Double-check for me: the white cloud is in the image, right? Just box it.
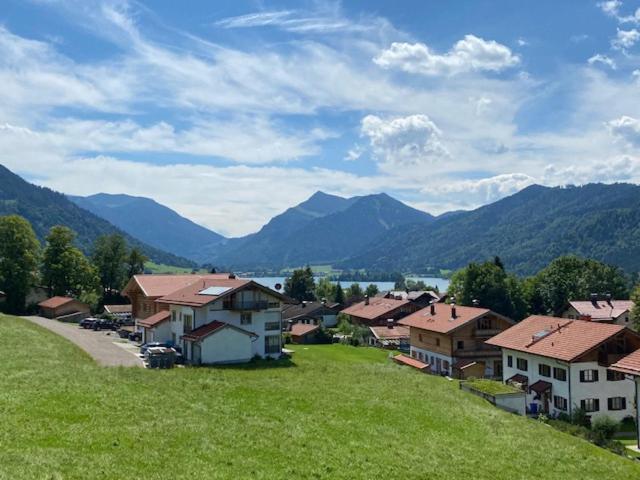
[598,0,623,17]
[344,145,364,161]
[543,156,640,184]
[607,115,640,148]
[587,53,617,69]
[360,114,450,170]
[517,38,529,47]
[373,35,520,76]
[612,28,640,49]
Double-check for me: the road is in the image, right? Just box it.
[22,316,144,367]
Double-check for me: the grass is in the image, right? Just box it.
[1,316,639,479]
[145,261,206,274]
[463,378,522,395]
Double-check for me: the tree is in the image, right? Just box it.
[92,234,128,294]
[315,277,336,302]
[527,256,630,316]
[345,283,364,304]
[628,284,640,330]
[334,282,345,304]
[448,260,528,320]
[126,247,148,279]
[365,284,379,297]
[493,256,505,270]
[394,275,407,290]
[284,267,316,302]
[0,215,40,313]
[42,226,99,298]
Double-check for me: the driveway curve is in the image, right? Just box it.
[22,316,143,367]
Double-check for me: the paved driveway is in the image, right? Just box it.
[22,316,144,367]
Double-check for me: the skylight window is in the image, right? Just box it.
[198,286,232,296]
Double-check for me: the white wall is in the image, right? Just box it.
[322,314,338,328]
[199,327,253,364]
[501,348,635,421]
[145,321,172,344]
[410,346,453,375]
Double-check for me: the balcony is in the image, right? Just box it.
[222,300,270,311]
[474,329,503,337]
[454,347,501,358]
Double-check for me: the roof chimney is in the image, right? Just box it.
[605,293,612,305]
[430,301,436,315]
[451,302,457,319]
[364,295,369,306]
[590,293,598,305]
[472,299,479,307]
[228,273,236,279]
[387,318,394,329]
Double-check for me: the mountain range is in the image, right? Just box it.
[0,165,194,268]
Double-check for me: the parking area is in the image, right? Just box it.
[22,316,144,367]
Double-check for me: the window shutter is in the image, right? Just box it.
[594,399,600,411]
[622,398,627,410]
[593,370,599,382]
[607,398,613,410]
[580,399,585,410]
[579,371,585,382]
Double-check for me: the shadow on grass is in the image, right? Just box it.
[192,356,298,371]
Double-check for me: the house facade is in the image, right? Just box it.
[611,349,640,448]
[154,277,286,364]
[368,322,410,350]
[399,303,514,378]
[38,296,90,320]
[487,316,640,421]
[342,296,419,326]
[561,297,633,329]
[282,300,341,328]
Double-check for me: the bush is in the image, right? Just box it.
[590,416,619,446]
[570,407,590,427]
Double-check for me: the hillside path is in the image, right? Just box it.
[22,316,144,367]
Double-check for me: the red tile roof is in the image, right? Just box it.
[123,274,232,298]
[398,303,494,334]
[568,300,633,321]
[104,304,132,314]
[138,310,170,328]
[369,325,410,340]
[611,349,640,376]
[393,354,430,370]
[290,323,319,336]
[342,297,410,321]
[156,278,251,307]
[486,315,629,362]
[182,321,256,341]
[38,296,75,309]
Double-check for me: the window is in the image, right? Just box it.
[538,364,551,377]
[171,310,177,322]
[516,358,528,371]
[457,340,464,350]
[608,397,627,411]
[553,395,568,411]
[507,355,513,368]
[580,398,600,413]
[411,350,417,358]
[264,335,281,354]
[436,338,440,347]
[264,321,280,331]
[268,301,280,309]
[240,313,252,325]
[418,333,423,342]
[418,352,424,361]
[183,314,193,334]
[607,370,625,381]
[477,317,491,329]
[553,367,567,381]
[579,369,599,383]
[443,360,450,371]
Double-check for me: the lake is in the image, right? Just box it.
[243,276,450,293]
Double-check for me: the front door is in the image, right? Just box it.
[193,343,201,365]
[494,360,503,378]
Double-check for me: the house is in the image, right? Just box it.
[610,349,640,449]
[341,296,419,326]
[368,321,410,350]
[154,276,287,364]
[486,315,640,421]
[38,296,90,320]
[289,322,321,344]
[561,295,634,328]
[103,304,132,321]
[399,303,514,378]
[282,300,341,328]
[381,290,441,307]
[138,311,171,344]
[122,273,232,328]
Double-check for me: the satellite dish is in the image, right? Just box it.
[274,283,282,291]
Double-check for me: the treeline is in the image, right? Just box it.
[448,255,634,323]
[329,270,404,283]
[0,215,148,314]
[284,267,380,305]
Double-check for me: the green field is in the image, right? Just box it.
[1,315,639,479]
[145,261,205,274]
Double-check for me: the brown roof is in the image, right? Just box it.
[123,273,232,298]
[568,300,633,321]
[393,354,430,370]
[342,297,410,321]
[369,325,410,340]
[104,304,132,314]
[611,349,640,376]
[182,321,256,341]
[529,380,552,394]
[290,323,320,336]
[282,301,340,320]
[399,303,495,334]
[486,315,629,362]
[138,310,171,328]
[452,359,478,370]
[38,296,75,309]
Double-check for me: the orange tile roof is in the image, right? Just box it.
[486,315,628,362]
[157,278,251,306]
[124,274,232,298]
[611,349,640,376]
[104,304,132,314]
[290,323,320,336]
[568,300,633,321]
[182,321,256,341]
[138,310,171,328]
[393,354,429,370]
[342,297,410,321]
[398,303,492,334]
[38,296,75,309]
[369,325,410,340]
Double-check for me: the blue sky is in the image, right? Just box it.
[2,0,640,236]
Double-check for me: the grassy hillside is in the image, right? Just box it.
[1,315,638,479]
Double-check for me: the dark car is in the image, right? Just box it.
[128,331,142,342]
[139,342,172,355]
[117,328,131,339]
[79,317,98,329]
[92,319,118,331]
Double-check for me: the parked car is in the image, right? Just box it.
[140,342,170,355]
[128,331,142,342]
[117,328,131,339]
[92,319,118,331]
[80,317,98,329]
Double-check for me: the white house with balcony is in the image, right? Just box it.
[153,276,287,365]
[487,315,640,421]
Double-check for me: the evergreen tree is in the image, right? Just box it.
[0,215,40,313]
[365,284,379,297]
[126,247,148,279]
[92,234,128,294]
[334,282,345,304]
[315,277,336,302]
[284,267,316,302]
